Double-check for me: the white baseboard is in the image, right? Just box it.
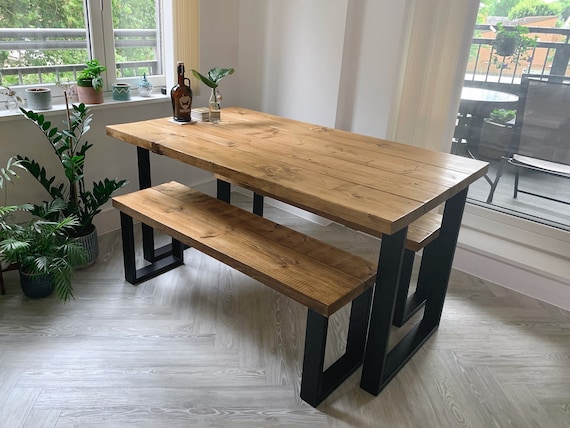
[453,243,570,312]
[454,205,570,311]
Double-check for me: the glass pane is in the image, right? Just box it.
[0,0,88,86]
[453,2,570,230]
[112,0,162,78]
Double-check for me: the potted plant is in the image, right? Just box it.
[25,87,52,110]
[0,200,87,301]
[479,108,517,160]
[76,59,106,104]
[492,23,536,69]
[18,101,127,267]
[192,67,235,122]
[0,156,25,282]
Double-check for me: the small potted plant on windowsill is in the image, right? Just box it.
[76,59,106,104]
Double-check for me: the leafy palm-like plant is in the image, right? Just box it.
[19,103,127,236]
[0,200,87,302]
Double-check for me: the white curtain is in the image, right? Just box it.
[389,0,480,152]
[162,0,200,93]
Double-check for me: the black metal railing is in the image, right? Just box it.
[465,24,570,94]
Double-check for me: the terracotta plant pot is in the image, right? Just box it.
[77,78,104,104]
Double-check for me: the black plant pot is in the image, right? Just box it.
[19,270,54,298]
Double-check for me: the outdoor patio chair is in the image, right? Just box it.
[487,74,570,204]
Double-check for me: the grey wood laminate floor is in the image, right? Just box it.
[1,193,569,428]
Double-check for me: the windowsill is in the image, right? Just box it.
[0,91,170,123]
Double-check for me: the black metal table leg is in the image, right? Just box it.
[421,188,468,325]
[136,147,175,262]
[300,287,372,407]
[359,227,407,395]
[360,188,468,396]
[217,178,265,217]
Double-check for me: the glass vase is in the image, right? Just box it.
[4,93,19,112]
[209,88,221,123]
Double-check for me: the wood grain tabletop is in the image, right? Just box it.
[107,107,488,236]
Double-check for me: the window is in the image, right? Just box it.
[452,1,570,231]
[0,0,164,94]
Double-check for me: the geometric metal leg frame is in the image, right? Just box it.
[360,188,468,396]
[216,178,265,217]
[300,287,372,407]
[120,212,185,285]
[392,240,437,327]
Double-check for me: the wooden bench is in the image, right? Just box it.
[215,177,442,328]
[112,181,377,407]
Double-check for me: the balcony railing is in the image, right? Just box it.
[0,28,161,85]
[465,24,570,93]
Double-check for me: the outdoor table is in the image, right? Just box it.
[458,86,519,154]
[107,107,488,399]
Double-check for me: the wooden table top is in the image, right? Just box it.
[106,107,488,237]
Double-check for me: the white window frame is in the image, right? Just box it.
[2,0,199,109]
[85,0,167,92]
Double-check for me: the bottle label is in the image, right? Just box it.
[178,94,192,113]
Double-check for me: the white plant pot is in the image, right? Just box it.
[25,88,52,110]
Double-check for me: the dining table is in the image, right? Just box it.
[106,107,489,398]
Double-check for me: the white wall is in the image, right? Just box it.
[238,0,350,127]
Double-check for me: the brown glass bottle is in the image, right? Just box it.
[170,61,193,122]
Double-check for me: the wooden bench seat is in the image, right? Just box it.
[215,176,442,327]
[112,181,378,407]
[112,181,376,317]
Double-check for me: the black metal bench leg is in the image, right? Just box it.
[217,179,231,203]
[300,287,372,407]
[253,193,264,216]
[393,239,441,327]
[120,212,185,285]
[392,249,418,327]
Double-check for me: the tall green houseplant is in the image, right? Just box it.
[18,103,127,263]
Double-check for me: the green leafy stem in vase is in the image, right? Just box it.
[192,67,235,109]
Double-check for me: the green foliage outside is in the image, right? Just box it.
[478,0,570,24]
[0,0,157,85]
[509,0,561,20]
